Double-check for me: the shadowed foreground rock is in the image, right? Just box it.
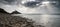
[0,13,44,27]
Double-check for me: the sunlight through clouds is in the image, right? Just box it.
[0,0,60,14]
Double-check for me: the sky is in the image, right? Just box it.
[0,0,60,14]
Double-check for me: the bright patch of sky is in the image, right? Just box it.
[0,0,60,14]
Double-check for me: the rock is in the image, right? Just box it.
[0,13,44,27]
[11,11,21,14]
[0,8,9,14]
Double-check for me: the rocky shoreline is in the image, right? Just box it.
[0,13,44,27]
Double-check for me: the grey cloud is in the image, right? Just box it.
[0,0,17,5]
[0,0,60,14]
[0,0,17,13]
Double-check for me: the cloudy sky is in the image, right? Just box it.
[0,0,60,14]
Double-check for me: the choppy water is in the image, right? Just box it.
[12,14,60,27]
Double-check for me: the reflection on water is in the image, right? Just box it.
[12,14,60,27]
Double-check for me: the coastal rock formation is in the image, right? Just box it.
[0,13,44,27]
[11,11,21,14]
[0,8,21,14]
[0,8,9,14]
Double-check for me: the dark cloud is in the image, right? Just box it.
[24,1,40,8]
[0,0,17,5]
[4,0,15,2]
[0,0,60,14]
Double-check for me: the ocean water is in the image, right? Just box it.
[12,14,60,27]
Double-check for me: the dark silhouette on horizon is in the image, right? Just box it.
[0,8,21,14]
[0,8,9,14]
[11,11,21,14]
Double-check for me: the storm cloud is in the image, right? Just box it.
[0,0,18,13]
[0,0,60,14]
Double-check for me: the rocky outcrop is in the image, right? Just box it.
[11,11,21,14]
[0,8,21,14]
[0,13,44,27]
[0,8,9,14]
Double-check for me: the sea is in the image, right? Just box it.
[12,14,60,27]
